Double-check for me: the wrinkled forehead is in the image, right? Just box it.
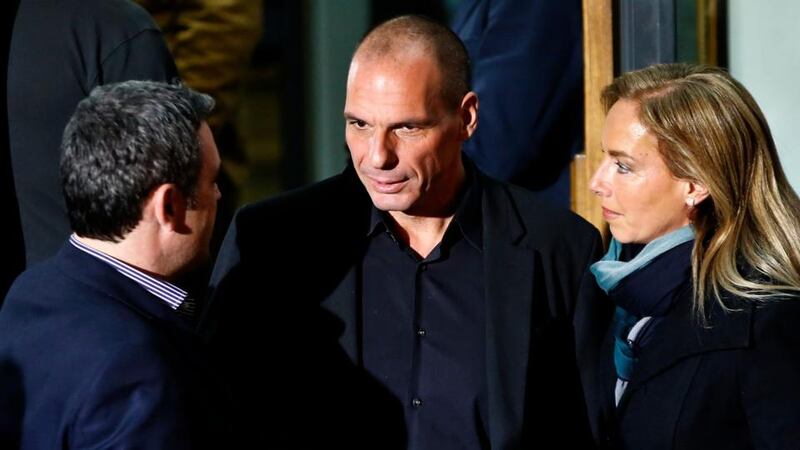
[345,61,448,123]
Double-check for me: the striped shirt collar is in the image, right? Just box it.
[69,234,192,314]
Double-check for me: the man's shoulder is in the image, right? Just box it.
[483,177,599,243]
[2,255,78,310]
[77,0,159,31]
[235,170,365,229]
[2,252,171,349]
[1,264,178,377]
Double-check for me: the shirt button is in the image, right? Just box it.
[417,328,427,337]
[411,397,423,408]
[420,264,428,272]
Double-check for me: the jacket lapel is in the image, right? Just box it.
[321,265,360,364]
[319,167,372,365]
[482,181,535,449]
[598,325,620,428]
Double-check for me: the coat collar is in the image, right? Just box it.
[54,241,195,334]
[318,165,372,364]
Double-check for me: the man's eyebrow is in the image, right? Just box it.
[393,118,434,127]
[342,113,433,128]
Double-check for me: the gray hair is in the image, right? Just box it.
[60,80,214,241]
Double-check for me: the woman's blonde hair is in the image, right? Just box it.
[601,63,800,318]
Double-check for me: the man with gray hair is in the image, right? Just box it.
[0,80,228,449]
[204,15,608,450]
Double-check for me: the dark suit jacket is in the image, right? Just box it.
[596,283,800,449]
[451,0,583,208]
[0,0,24,300]
[201,166,611,449]
[0,243,228,449]
[7,0,177,267]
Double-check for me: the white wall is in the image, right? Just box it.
[728,0,800,191]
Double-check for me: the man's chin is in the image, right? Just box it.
[368,193,412,213]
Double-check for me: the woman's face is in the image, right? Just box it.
[590,99,692,244]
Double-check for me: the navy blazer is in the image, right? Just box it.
[451,0,583,207]
[201,165,611,449]
[596,284,800,450]
[0,242,229,449]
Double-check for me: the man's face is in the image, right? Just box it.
[181,121,221,267]
[344,53,474,217]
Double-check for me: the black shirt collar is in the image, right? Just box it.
[366,163,483,252]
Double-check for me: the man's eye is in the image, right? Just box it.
[615,161,631,174]
[398,125,421,134]
[349,120,367,129]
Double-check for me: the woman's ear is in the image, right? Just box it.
[686,181,710,208]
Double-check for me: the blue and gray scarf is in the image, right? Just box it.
[591,225,695,382]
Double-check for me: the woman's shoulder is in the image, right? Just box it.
[722,290,800,319]
[710,292,800,348]
[722,294,800,445]
[749,294,800,337]
[691,291,800,350]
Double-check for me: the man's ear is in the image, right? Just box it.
[459,91,479,139]
[150,183,188,232]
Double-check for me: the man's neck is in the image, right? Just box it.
[74,234,170,280]
[387,213,454,258]
[387,163,467,258]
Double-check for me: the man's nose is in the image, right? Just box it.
[368,131,397,169]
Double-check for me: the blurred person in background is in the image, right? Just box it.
[451,0,582,207]
[3,0,177,301]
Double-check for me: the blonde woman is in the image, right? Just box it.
[588,63,800,449]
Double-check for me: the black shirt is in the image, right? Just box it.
[361,173,488,450]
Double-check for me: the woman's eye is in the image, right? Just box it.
[615,161,631,174]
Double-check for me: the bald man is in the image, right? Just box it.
[202,15,610,450]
